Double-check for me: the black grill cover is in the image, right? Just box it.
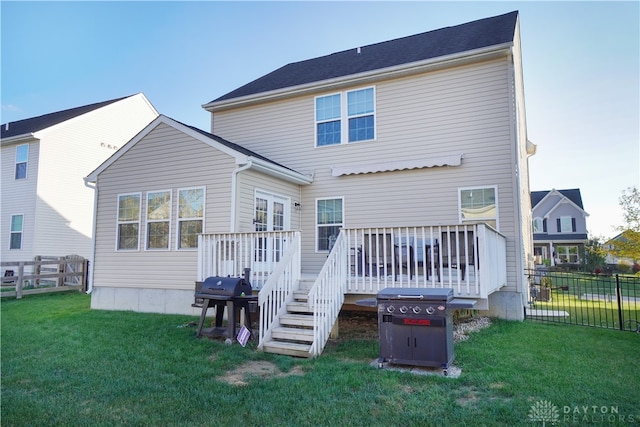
[196,276,252,299]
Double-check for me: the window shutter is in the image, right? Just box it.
[572,218,576,232]
[543,219,547,232]
[557,218,561,232]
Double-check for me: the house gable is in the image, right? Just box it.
[86,115,312,186]
[1,95,140,143]
[531,188,589,243]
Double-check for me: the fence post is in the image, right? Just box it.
[615,274,624,331]
[16,262,24,299]
[34,256,41,287]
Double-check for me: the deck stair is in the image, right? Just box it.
[261,278,319,358]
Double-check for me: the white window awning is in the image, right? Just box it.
[331,153,463,176]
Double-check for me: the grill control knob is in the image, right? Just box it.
[386,305,395,313]
[399,306,408,314]
[426,306,435,315]
[412,306,422,314]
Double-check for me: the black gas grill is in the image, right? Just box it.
[194,269,257,341]
[376,287,476,375]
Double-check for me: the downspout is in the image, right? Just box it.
[230,160,253,232]
[83,177,98,294]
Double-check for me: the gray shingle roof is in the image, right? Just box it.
[211,11,518,103]
[1,95,132,139]
[531,189,585,209]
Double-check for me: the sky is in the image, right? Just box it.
[2,1,638,240]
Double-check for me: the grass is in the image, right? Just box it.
[2,292,640,426]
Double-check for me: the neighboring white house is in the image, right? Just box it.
[1,93,158,266]
[530,188,589,267]
[86,12,535,356]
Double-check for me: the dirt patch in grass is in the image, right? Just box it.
[219,361,304,386]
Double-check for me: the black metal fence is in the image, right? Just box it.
[525,269,640,332]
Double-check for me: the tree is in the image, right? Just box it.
[584,236,607,272]
[612,187,640,264]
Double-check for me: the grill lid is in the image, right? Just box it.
[376,287,454,302]
[196,276,252,299]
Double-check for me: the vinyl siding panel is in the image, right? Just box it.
[1,94,157,262]
[0,140,40,263]
[92,123,236,291]
[235,169,301,233]
[212,58,520,278]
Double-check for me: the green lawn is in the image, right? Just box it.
[2,292,639,426]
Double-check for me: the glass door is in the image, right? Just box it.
[254,192,289,272]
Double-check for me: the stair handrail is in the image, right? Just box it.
[257,231,301,349]
[308,231,347,356]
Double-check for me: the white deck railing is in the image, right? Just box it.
[308,232,347,357]
[197,230,299,289]
[256,233,301,348]
[197,231,301,349]
[342,224,506,298]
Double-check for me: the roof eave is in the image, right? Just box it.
[0,133,39,145]
[203,42,514,112]
[248,156,313,185]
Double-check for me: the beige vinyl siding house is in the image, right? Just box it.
[1,93,158,265]
[88,12,534,356]
[87,116,310,313]
[208,58,531,315]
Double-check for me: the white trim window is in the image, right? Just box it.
[146,190,171,250]
[558,216,574,233]
[177,187,204,250]
[315,87,375,146]
[316,197,344,252]
[532,217,543,233]
[459,186,498,229]
[15,144,28,180]
[556,245,579,263]
[116,193,141,251]
[9,214,24,250]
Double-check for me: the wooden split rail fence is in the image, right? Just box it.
[1,256,88,299]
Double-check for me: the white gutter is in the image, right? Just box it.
[248,156,313,185]
[0,133,37,145]
[83,177,98,293]
[230,161,253,232]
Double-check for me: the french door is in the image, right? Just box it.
[253,192,289,272]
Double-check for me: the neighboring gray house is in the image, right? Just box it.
[87,11,535,357]
[531,188,589,267]
[1,94,158,266]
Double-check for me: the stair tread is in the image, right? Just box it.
[273,326,314,336]
[263,340,311,351]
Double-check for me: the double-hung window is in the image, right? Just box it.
[558,216,575,233]
[177,187,204,249]
[146,191,171,250]
[315,87,375,146]
[117,193,141,250]
[15,144,28,179]
[532,217,543,233]
[316,198,343,251]
[459,186,498,229]
[10,214,23,249]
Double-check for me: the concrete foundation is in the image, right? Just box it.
[90,287,201,316]
[483,291,525,321]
